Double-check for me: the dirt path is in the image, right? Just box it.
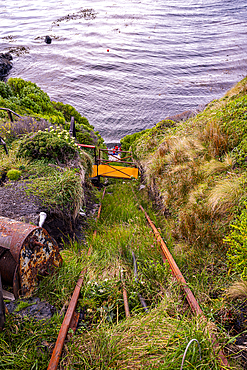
[0,181,41,224]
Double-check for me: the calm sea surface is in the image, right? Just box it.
[1,0,247,143]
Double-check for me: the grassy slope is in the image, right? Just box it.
[1,78,247,369]
[1,180,233,369]
[123,77,247,280]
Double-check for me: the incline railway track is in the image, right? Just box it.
[47,185,229,370]
[47,189,106,370]
[0,111,230,367]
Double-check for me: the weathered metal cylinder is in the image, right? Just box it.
[0,216,62,297]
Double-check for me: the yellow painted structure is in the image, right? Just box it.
[91,164,138,179]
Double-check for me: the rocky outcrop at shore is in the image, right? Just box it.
[0,53,13,80]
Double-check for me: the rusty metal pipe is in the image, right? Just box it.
[48,187,106,370]
[139,205,229,369]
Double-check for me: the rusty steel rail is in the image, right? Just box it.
[139,205,230,369]
[47,187,106,370]
[139,206,202,316]
[47,265,88,370]
[132,251,148,312]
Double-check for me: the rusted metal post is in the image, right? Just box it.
[121,269,130,318]
[7,110,13,122]
[93,188,106,240]
[139,205,230,369]
[132,251,148,312]
[69,116,76,138]
[122,285,130,318]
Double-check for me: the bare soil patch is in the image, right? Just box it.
[0,181,41,224]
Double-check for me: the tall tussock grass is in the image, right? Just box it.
[177,205,224,249]
[68,300,219,369]
[201,155,233,178]
[201,120,228,157]
[133,78,247,254]
[207,176,245,216]
[226,280,247,300]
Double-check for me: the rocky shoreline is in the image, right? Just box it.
[0,53,13,81]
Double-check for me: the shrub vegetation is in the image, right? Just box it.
[0,78,105,147]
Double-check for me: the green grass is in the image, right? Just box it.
[0,314,62,369]
[0,179,238,369]
[68,302,219,370]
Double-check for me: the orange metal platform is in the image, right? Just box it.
[91,164,138,179]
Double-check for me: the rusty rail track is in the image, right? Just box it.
[47,188,106,370]
[139,204,230,369]
[47,184,229,369]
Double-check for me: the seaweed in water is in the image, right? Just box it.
[7,46,30,57]
[2,35,16,42]
[53,8,97,25]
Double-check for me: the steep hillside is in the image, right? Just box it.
[122,76,247,279]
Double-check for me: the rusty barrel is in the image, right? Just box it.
[0,216,62,298]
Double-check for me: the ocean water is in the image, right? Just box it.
[1,0,247,143]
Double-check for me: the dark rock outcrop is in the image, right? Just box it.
[45,36,52,44]
[0,53,13,80]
